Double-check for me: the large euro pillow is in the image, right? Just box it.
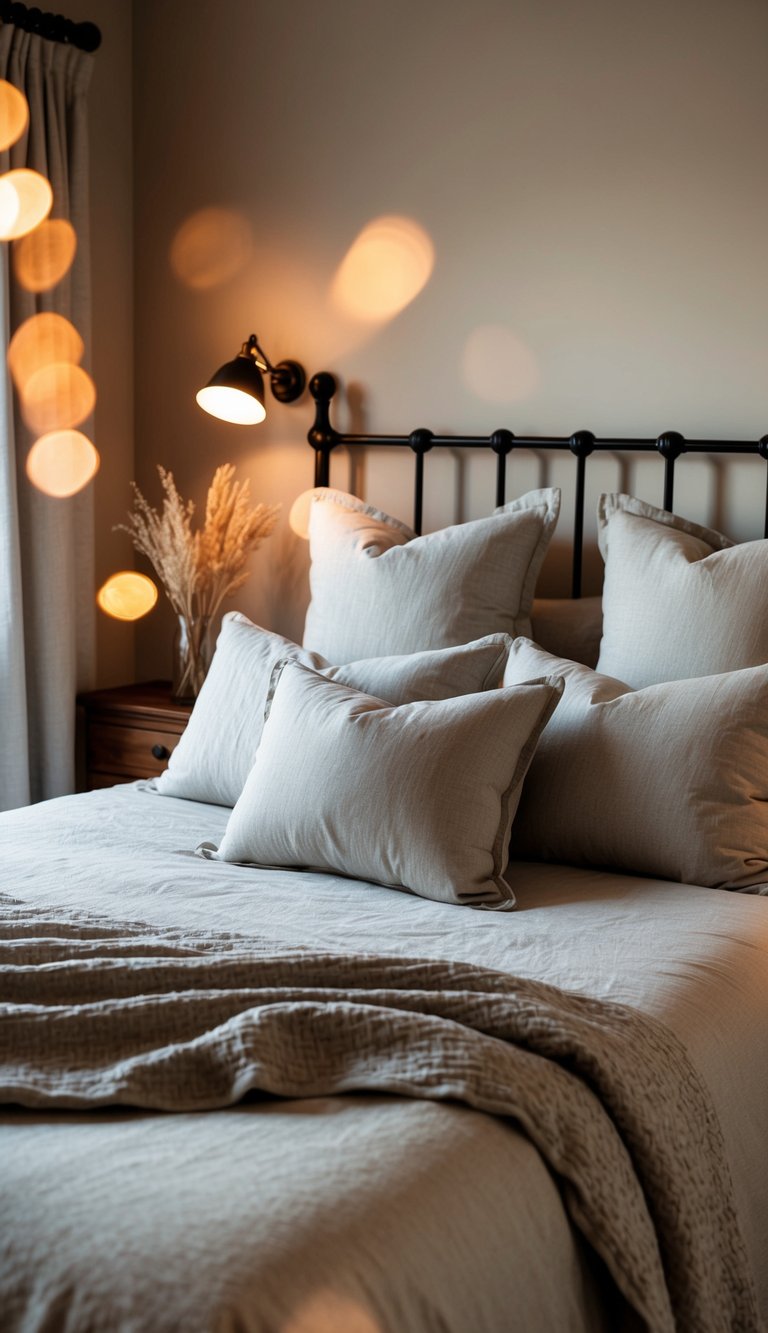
[151,612,512,807]
[200,661,563,908]
[302,487,560,663]
[504,638,768,892]
[597,493,768,687]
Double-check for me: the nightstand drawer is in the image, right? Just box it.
[77,683,192,790]
[88,722,181,778]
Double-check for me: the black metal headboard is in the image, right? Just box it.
[307,371,768,598]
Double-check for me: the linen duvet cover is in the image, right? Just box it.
[2,784,767,1333]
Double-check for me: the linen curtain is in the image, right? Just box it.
[0,24,95,811]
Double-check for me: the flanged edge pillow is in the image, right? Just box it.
[596,493,768,688]
[200,661,564,908]
[151,612,513,807]
[301,486,560,663]
[504,637,768,892]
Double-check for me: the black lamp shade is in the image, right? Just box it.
[196,353,267,425]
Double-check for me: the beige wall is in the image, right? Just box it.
[127,0,768,677]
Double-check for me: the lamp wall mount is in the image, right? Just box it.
[243,333,306,404]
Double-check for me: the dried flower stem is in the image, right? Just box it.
[117,465,280,695]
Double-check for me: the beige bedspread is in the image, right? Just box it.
[1,895,759,1333]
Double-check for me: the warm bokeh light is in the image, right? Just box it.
[288,487,330,539]
[0,80,29,152]
[20,360,96,433]
[330,215,435,322]
[461,323,541,403]
[170,207,254,290]
[282,1290,381,1333]
[8,312,84,389]
[97,570,158,621]
[196,383,266,425]
[0,174,19,236]
[26,429,99,497]
[0,168,53,240]
[13,217,77,292]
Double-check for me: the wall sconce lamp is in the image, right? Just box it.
[196,334,306,426]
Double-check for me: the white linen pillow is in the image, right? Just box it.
[302,486,560,663]
[202,661,563,908]
[152,612,513,808]
[504,638,768,892]
[596,493,768,687]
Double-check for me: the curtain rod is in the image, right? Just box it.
[0,3,101,52]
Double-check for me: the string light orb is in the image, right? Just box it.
[7,312,84,389]
[20,360,96,433]
[0,174,19,236]
[0,168,53,240]
[0,80,29,152]
[97,571,158,621]
[26,429,99,497]
[13,217,77,292]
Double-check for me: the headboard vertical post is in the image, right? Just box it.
[409,429,434,534]
[568,431,596,598]
[657,432,686,512]
[308,372,340,488]
[491,430,515,509]
[759,436,768,538]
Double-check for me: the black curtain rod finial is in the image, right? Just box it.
[0,3,101,51]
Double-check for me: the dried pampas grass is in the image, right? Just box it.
[119,463,280,624]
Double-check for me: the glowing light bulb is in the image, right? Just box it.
[196,384,266,425]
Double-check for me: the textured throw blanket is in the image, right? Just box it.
[0,895,759,1333]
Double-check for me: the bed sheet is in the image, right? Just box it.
[2,784,767,1332]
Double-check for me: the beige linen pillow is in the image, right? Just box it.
[202,661,563,908]
[596,493,768,687]
[504,638,768,892]
[302,486,560,663]
[152,612,512,807]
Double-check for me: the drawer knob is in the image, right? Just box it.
[151,743,170,760]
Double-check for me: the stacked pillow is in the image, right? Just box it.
[504,638,768,892]
[597,493,768,686]
[301,486,561,661]
[501,493,768,892]
[157,485,768,901]
[154,484,572,907]
[152,612,515,808]
[201,661,563,909]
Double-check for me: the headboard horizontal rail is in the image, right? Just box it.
[307,372,768,597]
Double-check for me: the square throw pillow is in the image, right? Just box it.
[201,661,563,908]
[504,637,768,892]
[596,493,768,687]
[301,486,560,663]
[151,612,513,807]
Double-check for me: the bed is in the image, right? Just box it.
[2,392,768,1333]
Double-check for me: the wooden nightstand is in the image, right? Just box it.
[77,682,193,789]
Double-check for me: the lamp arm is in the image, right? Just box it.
[243,334,271,373]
